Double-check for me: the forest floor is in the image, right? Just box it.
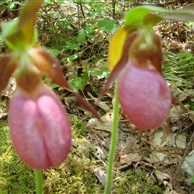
[0,1,194,194]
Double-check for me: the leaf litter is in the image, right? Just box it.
[1,2,194,193]
[83,21,194,193]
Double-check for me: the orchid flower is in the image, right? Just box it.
[0,0,99,170]
[102,5,194,193]
[99,5,194,131]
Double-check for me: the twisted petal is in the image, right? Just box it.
[29,46,101,120]
[0,56,16,93]
[29,46,71,90]
[118,62,171,130]
[97,32,138,102]
[8,83,71,169]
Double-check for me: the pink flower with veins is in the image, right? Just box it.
[118,61,171,130]
[8,83,71,169]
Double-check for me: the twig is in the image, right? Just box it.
[171,128,194,185]
[112,0,117,19]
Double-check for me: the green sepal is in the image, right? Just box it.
[1,0,43,50]
[125,6,166,26]
[160,5,194,22]
[1,20,19,50]
[125,5,194,27]
[143,13,163,29]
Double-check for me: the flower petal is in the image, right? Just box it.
[108,26,137,71]
[118,62,171,130]
[97,32,138,102]
[8,84,71,169]
[0,56,16,93]
[29,46,72,90]
[29,46,101,120]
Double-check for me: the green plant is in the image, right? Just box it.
[0,121,35,193]
[192,175,194,183]
[49,65,109,94]
[97,5,194,193]
[163,51,194,88]
[0,1,99,193]
[1,1,194,193]
[0,0,25,20]
[113,169,164,194]
[0,0,24,10]
[0,120,104,193]
[70,116,88,136]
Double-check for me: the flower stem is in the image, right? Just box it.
[34,170,43,194]
[104,79,119,194]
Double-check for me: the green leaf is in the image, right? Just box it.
[2,0,43,50]
[49,83,60,89]
[10,2,16,10]
[58,0,65,5]
[64,41,80,51]
[125,5,194,26]
[125,7,151,26]
[94,68,109,79]
[76,0,93,3]
[125,6,169,26]
[67,54,79,63]
[77,30,86,43]
[44,0,51,6]
[93,4,102,12]
[49,83,64,91]
[98,19,118,33]
[191,175,194,183]
[83,70,89,83]
[85,24,95,38]
[73,77,83,89]
[47,48,60,57]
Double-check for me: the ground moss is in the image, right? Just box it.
[0,119,103,194]
[44,153,104,194]
[113,168,164,194]
[0,121,35,193]
[0,119,164,193]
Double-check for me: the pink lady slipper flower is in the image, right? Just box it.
[8,83,71,169]
[0,48,98,170]
[118,61,171,129]
[0,0,99,169]
[98,25,171,130]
